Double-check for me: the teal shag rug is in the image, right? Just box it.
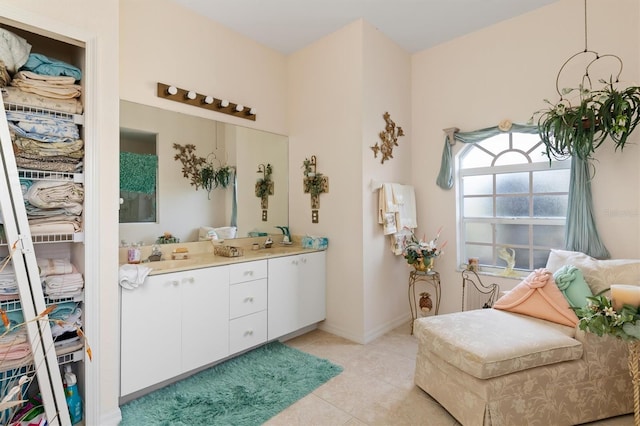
[120,341,343,426]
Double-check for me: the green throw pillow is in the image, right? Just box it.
[553,265,593,309]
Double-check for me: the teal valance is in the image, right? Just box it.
[436,123,539,190]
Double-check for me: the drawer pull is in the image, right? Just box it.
[244,296,254,303]
[170,280,180,286]
[182,277,195,284]
[243,270,254,276]
[244,329,254,336]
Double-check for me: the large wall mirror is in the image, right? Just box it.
[119,100,288,245]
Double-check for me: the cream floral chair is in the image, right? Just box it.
[413,249,640,426]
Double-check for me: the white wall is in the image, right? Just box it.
[119,0,287,136]
[287,21,367,342]
[411,0,640,313]
[361,22,412,340]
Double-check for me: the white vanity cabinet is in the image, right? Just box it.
[228,260,268,354]
[268,251,326,339]
[120,266,229,396]
[120,252,326,398]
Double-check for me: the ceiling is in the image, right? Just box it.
[170,0,560,55]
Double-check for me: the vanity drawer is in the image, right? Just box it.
[229,278,267,319]
[229,310,267,354]
[229,260,267,284]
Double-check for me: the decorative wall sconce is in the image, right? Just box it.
[255,163,274,221]
[302,155,329,223]
[371,112,404,164]
[157,82,256,121]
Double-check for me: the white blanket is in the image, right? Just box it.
[0,28,31,73]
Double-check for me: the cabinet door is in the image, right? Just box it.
[120,272,182,396]
[267,256,298,339]
[297,251,326,329]
[268,252,326,339]
[181,266,229,373]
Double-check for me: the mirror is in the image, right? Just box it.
[119,100,288,244]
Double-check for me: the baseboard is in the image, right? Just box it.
[98,408,122,426]
[318,321,365,344]
[362,312,411,344]
[318,312,411,344]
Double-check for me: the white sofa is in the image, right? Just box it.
[413,249,640,426]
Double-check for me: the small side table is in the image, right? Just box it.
[408,270,441,334]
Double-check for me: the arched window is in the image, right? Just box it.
[456,132,571,272]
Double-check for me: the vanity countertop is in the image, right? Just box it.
[119,237,324,275]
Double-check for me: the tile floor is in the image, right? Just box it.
[265,324,634,426]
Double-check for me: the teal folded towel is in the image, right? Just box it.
[21,53,82,81]
[553,265,593,309]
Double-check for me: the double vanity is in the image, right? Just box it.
[119,238,326,400]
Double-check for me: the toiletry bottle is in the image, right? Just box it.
[63,364,83,424]
[127,243,141,264]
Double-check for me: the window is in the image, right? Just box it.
[457,132,570,272]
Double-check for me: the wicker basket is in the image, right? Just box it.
[214,245,244,257]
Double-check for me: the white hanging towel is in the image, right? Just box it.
[392,184,417,230]
[378,183,399,235]
[377,183,418,255]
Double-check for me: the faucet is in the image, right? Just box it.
[275,226,290,243]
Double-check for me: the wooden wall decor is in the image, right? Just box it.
[371,112,404,164]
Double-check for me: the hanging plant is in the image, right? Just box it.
[215,165,233,189]
[173,143,234,196]
[200,164,216,192]
[533,80,640,161]
[597,83,640,148]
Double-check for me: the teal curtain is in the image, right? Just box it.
[565,157,610,259]
[119,152,158,194]
[435,124,609,259]
[231,171,238,228]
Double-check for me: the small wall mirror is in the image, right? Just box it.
[118,100,288,244]
[119,128,158,223]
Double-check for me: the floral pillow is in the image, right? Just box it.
[545,249,640,296]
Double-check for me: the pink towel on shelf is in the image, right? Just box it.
[493,268,579,327]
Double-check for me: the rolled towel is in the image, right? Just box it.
[119,264,152,290]
[553,265,593,309]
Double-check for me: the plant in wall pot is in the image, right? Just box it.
[302,156,328,209]
[533,80,640,161]
[255,163,274,209]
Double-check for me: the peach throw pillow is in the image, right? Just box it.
[494,268,579,327]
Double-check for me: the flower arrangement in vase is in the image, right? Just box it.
[402,227,446,272]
